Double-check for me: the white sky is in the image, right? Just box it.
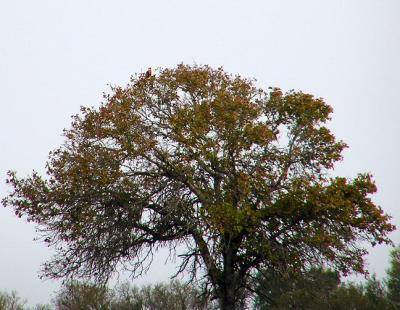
[0,0,399,306]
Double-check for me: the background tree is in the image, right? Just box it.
[254,269,393,310]
[386,246,400,308]
[115,280,214,310]
[53,282,112,310]
[254,267,340,309]
[0,291,51,310]
[110,283,143,310]
[363,274,392,310]
[329,282,369,310]
[0,291,26,310]
[328,277,393,310]
[2,64,394,310]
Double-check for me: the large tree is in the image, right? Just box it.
[3,65,394,310]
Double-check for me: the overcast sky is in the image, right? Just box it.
[1,0,399,306]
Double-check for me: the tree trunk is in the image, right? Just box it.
[219,246,237,310]
[220,284,236,310]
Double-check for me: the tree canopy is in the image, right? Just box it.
[2,64,394,309]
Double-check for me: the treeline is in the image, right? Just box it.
[0,280,217,310]
[2,246,400,310]
[1,280,209,310]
